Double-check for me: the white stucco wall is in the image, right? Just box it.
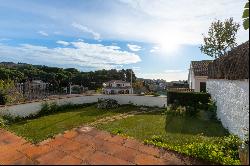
[0,95,167,118]
[207,79,249,139]
[188,67,207,92]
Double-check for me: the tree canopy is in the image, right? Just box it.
[200,18,240,58]
[0,62,136,91]
[243,1,249,30]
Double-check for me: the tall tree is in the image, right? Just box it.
[243,1,249,30]
[200,18,240,58]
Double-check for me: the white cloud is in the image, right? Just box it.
[150,46,160,53]
[127,44,142,52]
[132,66,141,71]
[164,69,184,73]
[137,70,189,82]
[1,0,248,54]
[0,41,141,70]
[38,31,49,36]
[105,45,121,50]
[56,40,70,46]
[72,22,101,41]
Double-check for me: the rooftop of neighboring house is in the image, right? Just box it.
[208,41,249,80]
[104,80,130,84]
[191,60,213,76]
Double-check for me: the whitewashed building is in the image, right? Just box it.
[103,80,133,94]
[188,60,213,92]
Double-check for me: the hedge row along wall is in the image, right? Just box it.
[208,41,249,80]
[167,91,211,107]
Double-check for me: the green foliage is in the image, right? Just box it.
[0,80,24,105]
[112,128,123,135]
[145,134,241,165]
[0,92,7,105]
[166,105,188,117]
[96,88,103,94]
[0,63,137,91]
[97,98,119,109]
[2,102,96,124]
[5,105,137,143]
[145,92,160,97]
[166,104,199,117]
[0,116,6,127]
[150,135,164,143]
[243,1,249,30]
[38,102,93,117]
[200,18,240,58]
[167,91,211,109]
[207,99,217,120]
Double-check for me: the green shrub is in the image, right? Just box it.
[167,91,211,109]
[39,102,51,115]
[112,128,123,135]
[150,135,164,143]
[207,99,217,120]
[0,92,7,105]
[0,116,6,127]
[166,104,199,117]
[144,134,241,165]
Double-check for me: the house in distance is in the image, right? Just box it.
[103,80,133,94]
[188,60,213,92]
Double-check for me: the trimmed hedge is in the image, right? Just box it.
[167,91,211,108]
[0,92,7,105]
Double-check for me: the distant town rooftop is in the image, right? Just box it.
[105,80,129,84]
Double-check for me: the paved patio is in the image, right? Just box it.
[0,127,207,165]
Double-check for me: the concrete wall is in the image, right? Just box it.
[0,95,167,118]
[207,79,249,139]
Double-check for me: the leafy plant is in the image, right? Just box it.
[0,116,6,127]
[200,18,240,58]
[243,1,249,30]
[144,134,241,165]
[112,128,123,135]
[207,98,217,120]
[167,91,210,110]
[97,98,119,109]
[0,91,7,105]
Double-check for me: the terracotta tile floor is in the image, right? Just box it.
[0,127,208,165]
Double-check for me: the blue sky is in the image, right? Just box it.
[0,0,249,81]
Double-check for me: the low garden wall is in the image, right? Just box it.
[0,95,167,118]
[207,79,249,139]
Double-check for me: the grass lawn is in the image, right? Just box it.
[96,110,241,165]
[96,110,228,145]
[4,104,139,143]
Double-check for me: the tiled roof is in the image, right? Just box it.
[208,41,249,79]
[191,60,213,76]
[105,80,129,84]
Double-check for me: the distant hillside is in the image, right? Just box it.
[0,62,136,90]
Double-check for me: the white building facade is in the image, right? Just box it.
[103,80,133,94]
[188,60,213,92]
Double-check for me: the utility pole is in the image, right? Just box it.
[131,69,133,94]
[69,82,72,95]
